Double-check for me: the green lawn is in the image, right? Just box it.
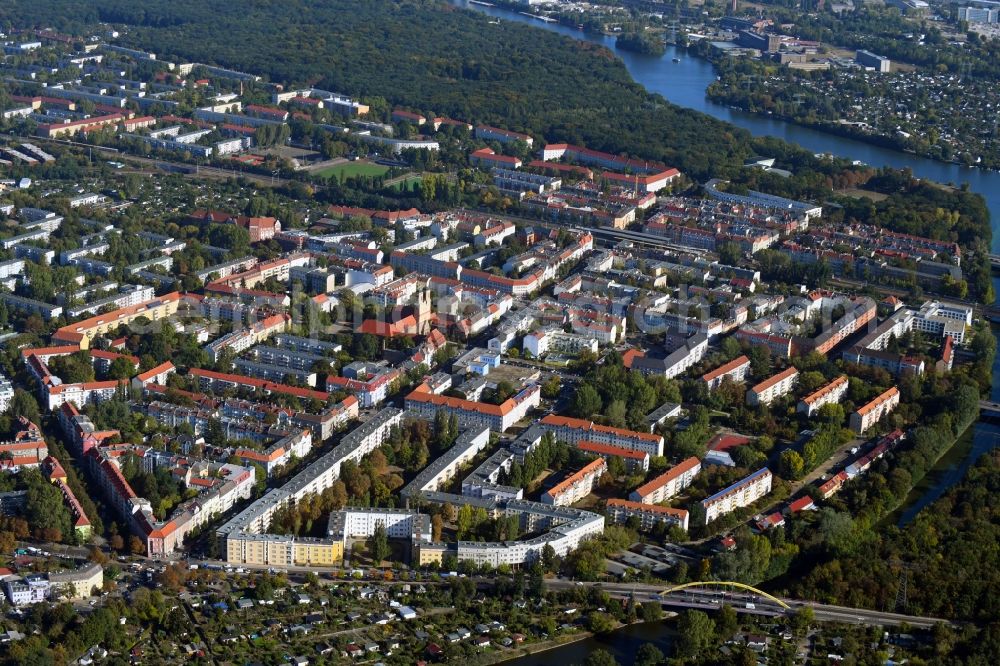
[314,161,390,179]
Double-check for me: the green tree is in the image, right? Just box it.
[8,389,40,422]
[676,610,716,659]
[587,611,616,634]
[716,603,738,640]
[639,601,664,622]
[584,648,619,666]
[368,522,391,563]
[635,643,665,666]
[778,449,805,480]
[106,357,137,380]
[572,383,602,418]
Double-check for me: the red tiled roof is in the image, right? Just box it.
[577,440,648,461]
[800,375,848,406]
[631,457,701,498]
[606,498,688,519]
[750,367,799,394]
[546,458,606,498]
[702,355,750,383]
[856,386,899,415]
[540,414,663,444]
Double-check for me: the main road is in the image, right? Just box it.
[545,579,953,629]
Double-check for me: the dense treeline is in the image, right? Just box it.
[778,365,989,620]
[615,32,666,56]
[790,449,1000,623]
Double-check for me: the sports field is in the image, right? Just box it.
[314,161,390,179]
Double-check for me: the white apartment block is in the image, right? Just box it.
[914,301,972,344]
[400,426,492,500]
[746,367,799,407]
[850,387,900,434]
[702,468,773,524]
[541,458,606,506]
[702,355,751,391]
[797,375,849,417]
[523,328,599,358]
[455,502,604,568]
[539,414,665,458]
[328,508,432,543]
[2,575,49,606]
[0,373,13,413]
[629,456,701,504]
[606,499,689,532]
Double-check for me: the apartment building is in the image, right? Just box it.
[405,383,540,433]
[328,508,431,545]
[577,440,650,473]
[47,562,103,600]
[234,429,313,476]
[0,418,47,471]
[2,575,49,606]
[849,387,900,434]
[701,467,773,524]
[541,458,606,506]
[191,369,331,406]
[539,414,665,458]
[913,300,972,344]
[52,291,183,349]
[452,500,605,568]
[746,367,799,407]
[701,355,751,391]
[605,498,689,532]
[523,328,599,358]
[797,375,849,417]
[400,426,491,501]
[474,125,533,147]
[205,314,290,362]
[628,457,702,504]
[65,284,155,318]
[470,147,522,170]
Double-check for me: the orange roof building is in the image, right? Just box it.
[52,292,183,349]
[629,456,702,504]
[797,375,848,417]
[606,498,689,532]
[746,367,799,407]
[541,458,607,506]
[849,386,900,434]
[539,414,664,457]
[702,355,750,391]
[577,440,650,472]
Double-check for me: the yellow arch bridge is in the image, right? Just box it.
[660,581,792,610]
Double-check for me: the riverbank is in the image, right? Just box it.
[705,83,997,172]
[472,630,595,666]
[879,421,978,528]
[495,620,678,666]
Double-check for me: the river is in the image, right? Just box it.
[504,621,674,666]
[452,0,1000,250]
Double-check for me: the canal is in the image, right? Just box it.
[452,0,1000,250]
[894,275,1000,525]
